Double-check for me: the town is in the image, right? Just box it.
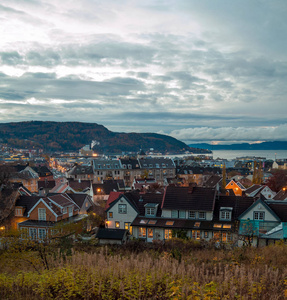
[1,142,287,248]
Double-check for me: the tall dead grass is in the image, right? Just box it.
[1,242,287,299]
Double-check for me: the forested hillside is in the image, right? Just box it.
[0,121,209,153]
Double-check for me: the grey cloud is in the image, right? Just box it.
[0,72,146,101]
[0,51,23,65]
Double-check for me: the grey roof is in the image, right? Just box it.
[67,165,94,175]
[120,158,140,169]
[138,158,175,169]
[93,159,121,170]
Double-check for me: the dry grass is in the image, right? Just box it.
[1,241,287,299]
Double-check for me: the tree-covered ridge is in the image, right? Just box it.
[0,121,209,153]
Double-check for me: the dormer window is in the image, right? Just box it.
[220,207,233,221]
[15,208,23,216]
[145,203,158,217]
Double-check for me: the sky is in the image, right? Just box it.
[0,0,287,145]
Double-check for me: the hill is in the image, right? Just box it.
[189,141,287,151]
[0,121,209,153]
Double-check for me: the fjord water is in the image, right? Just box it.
[212,150,287,160]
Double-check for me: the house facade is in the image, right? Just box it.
[105,186,256,244]
[16,193,85,241]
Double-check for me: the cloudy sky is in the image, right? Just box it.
[1,0,287,144]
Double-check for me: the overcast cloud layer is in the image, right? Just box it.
[0,0,287,144]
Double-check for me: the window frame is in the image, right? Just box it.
[38,208,46,221]
[254,211,265,220]
[198,211,206,220]
[118,204,127,214]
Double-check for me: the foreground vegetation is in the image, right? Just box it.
[1,239,287,299]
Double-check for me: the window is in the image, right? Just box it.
[254,211,265,220]
[189,211,196,219]
[29,228,37,240]
[38,228,46,240]
[139,227,146,238]
[140,219,148,224]
[220,210,231,220]
[223,224,232,229]
[15,208,23,216]
[165,221,174,226]
[222,232,232,242]
[69,207,73,217]
[213,224,222,228]
[198,212,206,220]
[115,221,120,228]
[118,204,127,214]
[148,220,157,225]
[146,208,155,216]
[179,210,186,219]
[38,208,46,221]
[164,229,172,239]
[171,210,178,218]
[124,222,129,230]
[194,222,200,228]
[63,207,67,214]
[204,231,209,239]
[109,212,113,218]
[148,228,153,238]
[192,230,200,240]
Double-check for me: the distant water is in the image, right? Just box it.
[212,150,287,160]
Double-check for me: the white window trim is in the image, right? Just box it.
[38,208,46,221]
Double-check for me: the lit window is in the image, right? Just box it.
[15,208,23,216]
[164,229,172,239]
[192,230,200,240]
[213,224,222,228]
[165,221,174,226]
[198,212,206,219]
[189,211,196,219]
[124,222,130,230]
[223,224,232,229]
[139,227,146,238]
[148,220,157,225]
[118,204,127,214]
[148,228,153,238]
[254,211,265,220]
[109,212,113,218]
[115,221,120,228]
[38,208,46,221]
[204,231,208,238]
[194,222,200,228]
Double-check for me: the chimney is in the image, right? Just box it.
[39,187,45,197]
